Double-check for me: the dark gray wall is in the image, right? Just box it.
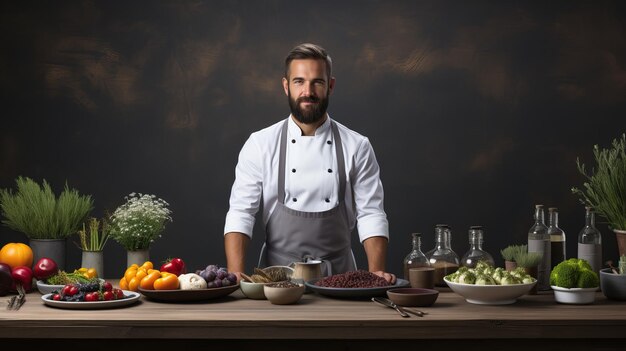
[1,0,625,278]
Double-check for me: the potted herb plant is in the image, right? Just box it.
[500,244,527,271]
[109,192,172,267]
[514,251,542,295]
[76,217,110,278]
[572,133,626,257]
[0,177,93,270]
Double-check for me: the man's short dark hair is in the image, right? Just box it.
[284,43,332,80]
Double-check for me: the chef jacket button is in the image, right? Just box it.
[325,198,330,203]
[327,169,333,173]
[291,139,296,144]
[292,168,296,173]
[327,140,332,145]
[293,198,297,202]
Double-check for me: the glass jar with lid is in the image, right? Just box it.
[402,232,430,280]
[427,225,460,286]
[461,226,495,268]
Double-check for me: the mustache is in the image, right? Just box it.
[297,96,320,103]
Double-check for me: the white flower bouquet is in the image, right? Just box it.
[109,193,172,251]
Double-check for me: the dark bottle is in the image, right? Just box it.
[547,207,566,269]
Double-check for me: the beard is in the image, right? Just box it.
[288,89,329,125]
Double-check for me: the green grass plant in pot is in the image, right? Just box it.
[572,133,626,259]
[109,192,172,267]
[0,176,93,270]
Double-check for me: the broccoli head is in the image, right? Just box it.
[550,261,578,288]
[576,269,599,288]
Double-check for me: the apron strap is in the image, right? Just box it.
[277,120,289,204]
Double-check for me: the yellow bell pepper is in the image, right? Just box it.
[75,267,98,279]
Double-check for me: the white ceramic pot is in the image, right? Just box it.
[551,285,597,304]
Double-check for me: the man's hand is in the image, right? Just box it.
[372,270,396,284]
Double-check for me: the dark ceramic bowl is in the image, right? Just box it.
[600,268,626,300]
[386,288,439,307]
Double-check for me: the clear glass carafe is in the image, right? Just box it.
[548,207,566,270]
[528,204,551,291]
[578,206,602,274]
[461,226,495,268]
[427,225,460,286]
[402,233,430,280]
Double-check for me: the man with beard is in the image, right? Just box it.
[224,43,394,283]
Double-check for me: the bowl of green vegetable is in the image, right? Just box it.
[549,258,599,304]
[444,263,536,305]
[36,271,102,294]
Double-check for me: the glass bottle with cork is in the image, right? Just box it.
[427,225,460,286]
[577,206,602,274]
[527,204,551,291]
[547,207,566,269]
[402,232,430,280]
[461,226,495,268]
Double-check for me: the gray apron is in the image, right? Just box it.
[258,119,357,276]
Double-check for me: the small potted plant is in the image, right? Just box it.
[500,244,527,271]
[76,217,110,278]
[109,192,172,267]
[572,133,626,258]
[0,177,93,270]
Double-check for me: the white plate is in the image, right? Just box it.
[41,291,141,309]
[444,277,536,305]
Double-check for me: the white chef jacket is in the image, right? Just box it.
[224,115,389,243]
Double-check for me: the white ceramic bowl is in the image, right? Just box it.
[36,280,64,295]
[240,280,273,300]
[263,283,305,305]
[36,278,105,295]
[444,277,536,305]
[600,268,626,300]
[551,286,597,304]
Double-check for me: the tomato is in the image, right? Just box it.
[139,270,161,290]
[160,258,186,276]
[102,282,113,292]
[52,294,61,301]
[119,277,129,290]
[62,284,78,296]
[154,272,180,290]
[33,257,58,280]
[102,291,114,301]
[11,266,33,292]
[85,292,100,301]
[113,288,124,299]
[0,243,33,269]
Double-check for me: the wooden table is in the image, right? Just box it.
[1,288,625,350]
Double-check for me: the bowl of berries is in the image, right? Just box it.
[41,280,140,309]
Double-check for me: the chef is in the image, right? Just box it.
[224,43,395,283]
